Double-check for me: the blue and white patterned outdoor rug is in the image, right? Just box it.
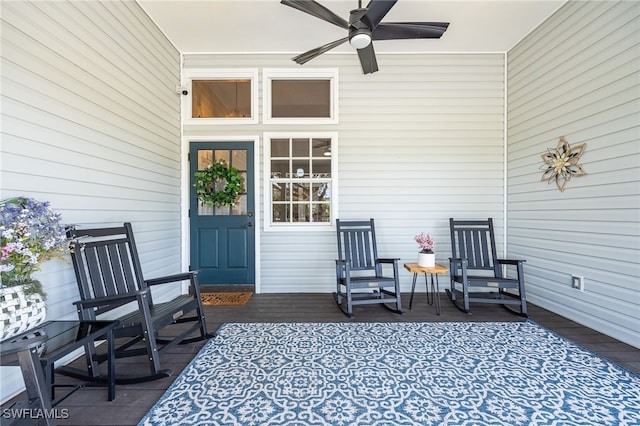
[139,321,640,426]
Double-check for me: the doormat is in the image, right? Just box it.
[200,292,252,306]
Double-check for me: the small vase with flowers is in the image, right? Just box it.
[414,232,436,268]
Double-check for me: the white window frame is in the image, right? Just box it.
[262,68,339,124]
[263,132,339,232]
[182,68,259,125]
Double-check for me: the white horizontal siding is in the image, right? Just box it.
[0,0,180,401]
[507,0,640,347]
[183,52,506,293]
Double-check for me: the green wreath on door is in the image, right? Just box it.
[194,160,242,208]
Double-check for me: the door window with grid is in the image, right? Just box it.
[264,133,337,230]
[196,148,248,216]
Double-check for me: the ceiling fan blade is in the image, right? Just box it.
[292,37,349,65]
[281,0,349,29]
[362,0,398,29]
[357,43,379,74]
[372,22,449,40]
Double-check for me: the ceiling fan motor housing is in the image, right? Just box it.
[349,8,373,48]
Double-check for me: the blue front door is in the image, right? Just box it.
[189,141,255,285]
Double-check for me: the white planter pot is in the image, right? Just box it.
[0,285,46,341]
[418,252,436,268]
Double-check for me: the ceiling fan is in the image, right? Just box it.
[281,0,449,74]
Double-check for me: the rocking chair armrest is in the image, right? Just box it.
[496,259,526,265]
[448,258,467,275]
[145,271,197,287]
[73,289,149,310]
[376,258,399,264]
[335,259,349,274]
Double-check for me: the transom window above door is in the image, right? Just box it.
[192,80,250,118]
[264,133,338,231]
[183,69,258,124]
[263,69,338,124]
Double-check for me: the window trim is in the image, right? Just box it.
[263,132,339,232]
[183,68,259,125]
[262,68,339,124]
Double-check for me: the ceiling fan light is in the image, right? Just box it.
[349,32,371,49]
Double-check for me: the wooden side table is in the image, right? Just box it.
[404,263,449,315]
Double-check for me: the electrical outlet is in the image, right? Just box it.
[571,275,584,291]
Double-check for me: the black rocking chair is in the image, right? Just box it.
[334,219,402,317]
[447,218,527,316]
[62,222,213,384]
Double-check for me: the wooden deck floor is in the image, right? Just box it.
[3,291,639,426]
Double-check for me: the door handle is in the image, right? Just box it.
[246,222,252,228]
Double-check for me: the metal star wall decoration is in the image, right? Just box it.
[540,137,587,192]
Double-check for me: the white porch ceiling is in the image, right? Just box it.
[138,0,567,55]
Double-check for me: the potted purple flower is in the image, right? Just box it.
[1,197,68,339]
[414,232,436,268]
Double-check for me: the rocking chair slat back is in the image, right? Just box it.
[73,235,145,306]
[338,220,377,271]
[452,221,497,271]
